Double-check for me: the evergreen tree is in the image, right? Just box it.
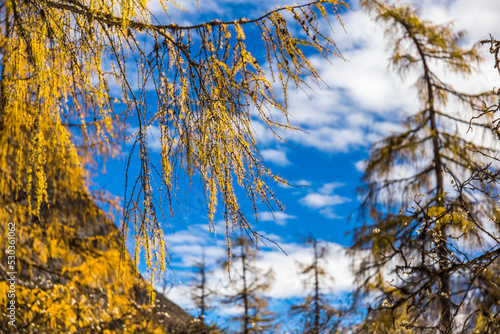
[190,251,214,323]
[182,250,220,333]
[350,1,500,333]
[289,237,343,334]
[221,236,276,334]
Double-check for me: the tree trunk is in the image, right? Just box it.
[415,36,452,332]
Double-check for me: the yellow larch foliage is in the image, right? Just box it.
[1,0,348,305]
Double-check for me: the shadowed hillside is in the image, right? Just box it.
[0,93,197,333]
[0,192,193,333]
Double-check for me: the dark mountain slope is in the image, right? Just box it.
[0,106,193,333]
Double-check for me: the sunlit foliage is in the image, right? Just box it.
[0,95,190,331]
[0,0,348,296]
[350,1,500,333]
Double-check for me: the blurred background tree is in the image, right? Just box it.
[185,250,220,333]
[289,237,344,334]
[221,236,276,334]
[349,1,500,333]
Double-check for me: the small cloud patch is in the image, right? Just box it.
[260,149,291,166]
[259,211,296,226]
[299,182,350,218]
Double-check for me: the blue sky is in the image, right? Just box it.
[93,0,500,329]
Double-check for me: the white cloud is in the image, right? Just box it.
[299,182,349,218]
[318,182,344,194]
[300,193,347,208]
[162,221,227,267]
[257,241,353,298]
[278,179,312,189]
[260,149,291,166]
[250,6,415,152]
[159,232,353,311]
[251,0,500,154]
[259,211,296,226]
[319,207,342,219]
[354,159,366,173]
[416,0,500,46]
[127,125,163,152]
